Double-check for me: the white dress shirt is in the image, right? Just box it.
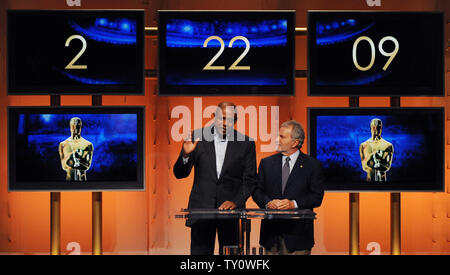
[182,126,228,179]
[213,129,228,179]
[282,150,300,174]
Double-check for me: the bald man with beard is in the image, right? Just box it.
[173,102,257,255]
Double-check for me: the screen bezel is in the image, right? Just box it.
[307,107,445,192]
[307,11,445,97]
[7,9,145,95]
[157,10,296,96]
[8,106,145,192]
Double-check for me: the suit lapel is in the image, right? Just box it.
[283,152,305,195]
[273,153,283,196]
[204,140,217,179]
[202,125,217,179]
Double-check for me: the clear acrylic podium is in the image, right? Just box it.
[175,208,316,255]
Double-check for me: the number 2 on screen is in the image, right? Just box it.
[203,35,250,71]
[65,34,87,70]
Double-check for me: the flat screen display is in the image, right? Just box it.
[307,11,444,96]
[158,10,295,95]
[9,107,145,191]
[8,10,145,94]
[308,108,444,191]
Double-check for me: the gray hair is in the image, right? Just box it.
[280,120,305,149]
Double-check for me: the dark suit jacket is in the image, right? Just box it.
[173,125,257,227]
[252,151,324,252]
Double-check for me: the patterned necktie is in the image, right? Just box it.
[281,156,291,194]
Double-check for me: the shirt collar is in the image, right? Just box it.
[282,149,300,164]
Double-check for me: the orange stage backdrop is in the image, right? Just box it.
[0,0,448,255]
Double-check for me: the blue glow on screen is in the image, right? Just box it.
[69,18,137,45]
[167,76,286,85]
[316,19,374,45]
[17,113,138,175]
[317,71,390,86]
[315,115,426,181]
[59,70,123,85]
[166,19,288,48]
